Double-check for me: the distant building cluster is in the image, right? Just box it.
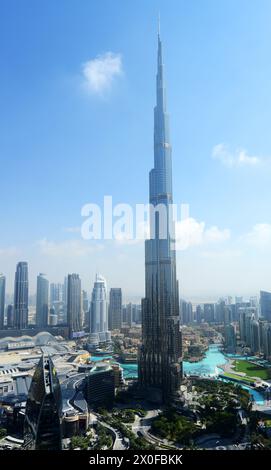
[180,292,271,359]
[0,266,142,347]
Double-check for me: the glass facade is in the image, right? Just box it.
[139,33,182,403]
[14,261,29,330]
[24,356,62,450]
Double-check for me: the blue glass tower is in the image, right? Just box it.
[139,30,182,403]
[14,261,28,330]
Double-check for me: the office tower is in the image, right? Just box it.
[250,296,258,309]
[63,276,68,322]
[67,273,82,339]
[203,303,215,323]
[223,306,232,325]
[224,323,236,353]
[215,299,225,323]
[36,273,49,329]
[239,309,247,343]
[262,323,271,360]
[259,319,267,353]
[245,312,253,348]
[49,307,58,326]
[82,290,89,327]
[180,300,193,325]
[126,302,133,327]
[239,307,257,344]
[260,291,271,321]
[0,274,6,329]
[14,261,29,330]
[6,305,14,328]
[250,319,260,354]
[134,304,142,324]
[50,283,63,304]
[85,362,115,407]
[122,305,127,324]
[196,305,202,323]
[82,289,89,313]
[108,288,122,330]
[139,30,182,403]
[90,275,110,343]
[24,355,62,450]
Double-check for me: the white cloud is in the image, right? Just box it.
[112,217,230,251]
[204,226,231,243]
[243,223,271,248]
[175,218,230,251]
[82,52,122,94]
[0,246,19,257]
[201,249,242,259]
[37,238,104,257]
[212,143,262,168]
[175,218,205,250]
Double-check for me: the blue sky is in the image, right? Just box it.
[1,0,271,300]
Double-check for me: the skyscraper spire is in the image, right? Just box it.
[139,31,182,404]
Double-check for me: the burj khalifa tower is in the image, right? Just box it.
[139,28,182,403]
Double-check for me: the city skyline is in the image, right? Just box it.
[1,1,271,299]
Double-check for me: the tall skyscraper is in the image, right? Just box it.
[50,283,63,305]
[250,319,260,354]
[0,274,6,329]
[67,273,82,339]
[14,261,29,330]
[36,273,49,328]
[139,30,182,403]
[108,288,122,330]
[24,355,62,450]
[6,304,14,328]
[224,323,237,353]
[90,274,110,342]
[260,290,271,321]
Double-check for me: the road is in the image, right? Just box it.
[91,411,127,450]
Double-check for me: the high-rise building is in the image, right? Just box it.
[24,355,62,450]
[224,323,236,353]
[82,290,89,327]
[239,307,257,344]
[133,304,142,324]
[85,362,115,407]
[260,291,271,321]
[180,300,193,325]
[0,274,6,329]
[250,319,260,354]
[203,303,215,323]
[262,323,271,360]
[90,275,110,343]
[108,288,122,330]
[50,283,63,305]
[14,262,29,330]
[36,273,49,329]
[196,305,202,323]
[63,276,68,322]
[126,302,133,327]
[6,304,14,328]
[139,30,182,403]
[223,306,232,325]
[67,273,82,339]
